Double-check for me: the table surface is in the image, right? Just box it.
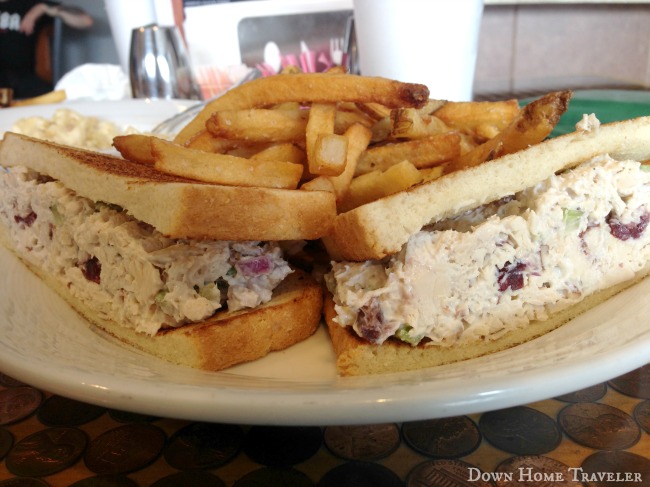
[0,363,648,486]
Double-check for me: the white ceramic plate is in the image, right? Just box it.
[0,98,193,135]
[0,98,649,426]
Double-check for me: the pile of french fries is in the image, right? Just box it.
[113,70,571,214]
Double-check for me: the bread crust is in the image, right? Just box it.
[324,117,650,261]
[84,270,323,372]
[0,133,336,241]
[324,265,650,376]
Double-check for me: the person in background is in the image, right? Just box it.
[0,0,93,99]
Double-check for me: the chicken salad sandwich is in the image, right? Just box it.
[323,113,650,375]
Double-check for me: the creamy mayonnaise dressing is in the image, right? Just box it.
[0,166,292,335]
[326,155,650,346]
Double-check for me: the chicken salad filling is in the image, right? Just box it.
[0,166,293,335]
[326,155,650,346]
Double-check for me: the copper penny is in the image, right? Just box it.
[151,471,226,487]
[633,400,650,434]
[5,426,88,477]
[38,394,105,426]
[108,409,158,423]
[0,479,50,487]
[84,423,166,475]
[558,402,641,450]
[495,455,582,486]
[324,423,400,461]
[0,427,13,461]
[243,426,322,467]
[319,461,402,487]
[579,451,650,486]
[479,406,561,455]
[406,459,492,487]
[164,422,244,470]
[234,467,315,487]
[554,383,607,403]
[402,416,481,458]
[0,386,42,425]
[0,373,26,387]
[608,364,650,399]
[69,475,139,487]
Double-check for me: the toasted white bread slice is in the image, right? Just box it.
[324,116,650,261]
[0,132,336,241]
[0,213,322,371]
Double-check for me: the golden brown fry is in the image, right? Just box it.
[306,103,338,174]
[443,90,572,174]
[334,106,375,133]
[370,117,393,143]
[419,165,444,182]
[339,160,423,212]
[416,99,447,115]
[325,65,348,75]
[226,144,271,158]
[313,133,349,176]
[300,176,336,192]
[151,138,303,189]
[433,99,520,141]
[390,108,450,139]
[355,132,461,176]
[250,143,306,165]
[113,134,156,164]
[174,73,429,145]
[328,123,373,201]
[206,108,308,143]
[185,131,242,153]
[356,102,392,121]
[281,65,302,75]
[11,89,66,107]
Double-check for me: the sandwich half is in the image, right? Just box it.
[0,132,335,371]
[323,116,650,376]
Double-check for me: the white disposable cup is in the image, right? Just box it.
[351,0,484,101]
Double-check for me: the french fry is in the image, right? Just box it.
[226,144,270,158]
[327,123,373,201]
[416,99,447,115]
[250,143,306,165]
[390,108,450,139]
[370,117,393,143]
[313,133,349,176]
[301,176,336,192]
[174,73,430,145]
[151,138,303,189]
[185,131,242,153]
[355,132,461,176]
[306,103,340,174]
[356,102,392,121]
[113,134,156,164]
[206,108,308,143]
[433,99,520,141]
[334,106,376,133]
[325,65,348,75]
[443,90,572,174]
[11,89,66,107]
[339,160,423,212]
[419,165,444,182]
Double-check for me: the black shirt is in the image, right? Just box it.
[0,0,59,97]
